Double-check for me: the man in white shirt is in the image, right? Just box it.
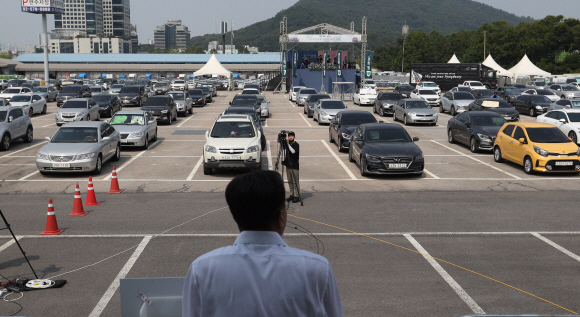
[183,170,343,317]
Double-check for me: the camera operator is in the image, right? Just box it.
[281,131,300,203]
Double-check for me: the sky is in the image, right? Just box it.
[1,0,580,49]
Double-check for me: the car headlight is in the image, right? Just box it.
[76,153,95,160]
[477,133,492,141]
[576,147,580,155]
[535,105,542,110]
[534,145,549,157]
[37,153,49,160]
[408,112,417,116]
[247,145,260,153]
[160,110,168,113]
[321,111,329,116]
[102,105,110,109]
[204,145,216,153]
[341,133,351,139]
[414,153,424,161]
[130,132,144,137]
[365,153,381,160]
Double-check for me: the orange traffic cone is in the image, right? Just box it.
[40,199,65,235]
[68,184,88,216]
[84,176,100,206]
[107,166,123,194]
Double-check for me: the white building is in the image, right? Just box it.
[49,37,131,54]
[207,41,259,54]
[102,0,131,37]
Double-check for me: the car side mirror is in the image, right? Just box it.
[102,136,111,142]
[413,137,419,141]
[518,137,526,144]
[148,120,155,124]
[45,136,51,141]
[7,116,13,122]
[229,102,232,105]
[205,130,209,139]
[559,118,567,123]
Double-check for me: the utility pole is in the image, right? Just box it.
[401,20,409,74]
[483,31,487,61]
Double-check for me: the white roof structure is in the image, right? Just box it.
[447,54,460,63]
[193,54,231,77]
[482,54,510,76]
[506,54,551,78]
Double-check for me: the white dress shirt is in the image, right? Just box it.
[182,231,343,317]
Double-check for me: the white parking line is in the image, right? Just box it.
[266,141,273,170]
[18,170,39,180]
[0,238,18,253]
[288,100,296,108]
[186,157,204,180]
[431,140,522,179]
[404,234,485,314]
[1,141,48,158]
[321,140,357,180]
[103,141,160,180]
[299,113,312,127]
[532,233,580,263]
[41,123,56,128]
[88,236,151,317]
[177,114,196,127]
[423,168,439,179]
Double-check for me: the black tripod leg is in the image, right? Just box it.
[0,209,38,279]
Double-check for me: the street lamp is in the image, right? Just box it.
[401,21,409,73]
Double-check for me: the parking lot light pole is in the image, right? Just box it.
[42,13,50,87]
[402,21,409,73]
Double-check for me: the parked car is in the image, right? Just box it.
[90,85,107,95]
[244,84,261,92]
[461,81,487,90]
[0,87,33,101]
[470,89,495,100]
[109,84,125,95]
[256,94,270,118]
[5,79,27,88]
[552,99,580,110]
[362,79,376,89]
[493,122,580,174]
[393,85,414,98]
[8,94,47,117]
[230,94,260,115]
[290,86,306,102]
[373,92,402,116]
[353,88,378,106]
[200,86,213,103]
[56,98,100,126]
[241,88,260,95]
[410,89,440,107]
[187,89,206,107]
[118,85,148,107]
[450,86,473,93]
[526,81,547,89]
[170,80,188,91]
[36,121,121,175]
[93,94,122,118]
[32,86,58,102]
[0,99,9,107]
[0,106,33,151]
[223,107,267,149]
[416,81,441,94]
[521,89,560,102]
[140,95,177,125]
[153,82,170,95]
[348,123,424,176]
[547,84,580,99]
[512,95,551,117]
[329,110,378,152]
[495,86,521,103]
[536,109,580,144]
[313,99,347,125]
[393,98,438,125]
[511,83,528,92]
[447,111,506,152]
[202,114,262,175]
[56,85,91,107]
[167,91,193,116]
[440,91,475,115]
[467,98,519,122]
[110,110,157,149]
[297,88,318,106]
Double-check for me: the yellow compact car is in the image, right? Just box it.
[493,122,580,174]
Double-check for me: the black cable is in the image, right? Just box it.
[3,299,23,316]
[287,220,325,256]
[0,271,11,284]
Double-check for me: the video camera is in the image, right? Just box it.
[278,130,288,143]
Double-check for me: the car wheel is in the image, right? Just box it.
[403,115,408,125]
[93,154,102,175]
[318,115,322,125]
[379,107,384,117]
[569,131,577,144]
[203,162,213,175]
[109,108,113,117]
[329,130,334,143]
[112,144,121,161]
[439,104,444,113]
[189,106,193,114]
[359,156,368,176]
[56,123,62,127]
[168,115,172,125]
[470,137,478,153]
[29,108,33,117]
[524,156,534,174]
[448,129,455,143]
[393,112,397,121]
[337,137,345,152]
[529,108,537,117]
[493,146,503,163]
[0,133,10,151]
[23,126,33,143]
[304,106,307,114]
[450,106,456,116]
[152,129,158,142]
[138,99,142,107]
[42,105,47,114]
[349,146,355,162]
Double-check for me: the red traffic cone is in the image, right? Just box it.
[84,176,100,206]
[107,166,123,194]
[40,199,64,235]
[68,184,88,216]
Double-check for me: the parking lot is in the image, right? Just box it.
[3,90,580,316]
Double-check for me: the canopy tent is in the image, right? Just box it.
[482,54,510,76]
[447,54,461,63]
[193,54,232,77]
[507,54,551,78]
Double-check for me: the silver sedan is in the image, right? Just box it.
[313,99,348,125]
[440,91,475,115]
[393,98,438,125]
[32,86,59,102]
[167,91,193,116]
[110,110,158,149]
[55,98,100,126]
[36,121,121,175]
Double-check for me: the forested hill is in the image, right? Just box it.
[189,0,533,52]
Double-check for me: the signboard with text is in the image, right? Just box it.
[287,34,361,43]
[282,50,287,78]
[22,0,65,14]
[365,51,374,79]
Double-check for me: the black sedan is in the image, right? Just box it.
[495,86,521,103]
[93,94,122,117]
[393,85,414,98]
[200,86,213,103]
[230,94,260,115]
[373,92,402,116]
[348,123,424,176]
[468,98,519,122]
[512,95,552,117]
[447,111,506,152]
[470,89,494,99]
[329,110,378,152]
[140,95,177,125]
[187,89,206,107]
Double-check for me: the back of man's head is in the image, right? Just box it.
[226,170,285,231]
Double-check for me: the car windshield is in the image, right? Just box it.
[232,97,257,106]
[211,122,255,138]
[112,84,124,89]
[562,86,578,91]
[309,95,330,102]
[10,95,32,102]
[293,87,303,92]
[0,111,6,121]
[567,113,580,122]
[188,89,203,97]
[530,96,550,103]
[423,83,437,87]
[51,127,99,143]
[93,95,113,102]
[120,87,139,93]
[505,88,520,93]
[60,86,82,93]
[154,83,169,88]
[406,101,430,109]
[471,116,505,126]
[419,90,436,95]
[399,86,414,92]
[33,87,48,92]
[534,82,546,86]
[454,92,475,100]
[537,90,555,96]
[470,82,483,87]
[110,114,145,125]
[242,90,259,95]
[476,90,494,97]
[342,114,377,125]
[90,88,102,92]
[457,87,471,91]
[200,87,210,93]
[321,101,346,109]
[300,89,317,95]
[571,101,580,108]
[168,93,184,100]
[379,94,402,101]
[224,110,258,122]
[526,127,571,143]
[480,100,512,108]
[3,89,21,94]
[174,81,184,84]
[365,128,412,143]
[62,100,88,108]
[143,98,169,107]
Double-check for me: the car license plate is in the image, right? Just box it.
[221,155,241,160]
[123,100,130,104]
[555,161,573,166]
[388,163,407,169]
[121,139,128,143]
[52,163,70,168]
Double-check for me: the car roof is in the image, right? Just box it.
[320,99,343,102]
[58,121,104,128]
[361,123,402,129]
[464,111,502,117]
[510,122,557,128]
[67,98,89,101]
[167,91,185,94]
[551,108,580,113]
[405,98,427,102]
[226,107,254,112]
[115,110,148,115]
[340,110,375,116]
[216,114,252,122]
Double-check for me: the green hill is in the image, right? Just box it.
[189,0,533,52]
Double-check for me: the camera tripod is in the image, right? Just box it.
[275,140,304,207]
[0,209,38,279]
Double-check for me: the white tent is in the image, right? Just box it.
[193,54,232,77]
[506,54,551,78]
[447,54,460,63]
[482,54,510,76]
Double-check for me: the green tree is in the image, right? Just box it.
[237,45,250,54]
[0,54,12,60]
[209,49,218,54]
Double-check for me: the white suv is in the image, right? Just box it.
[171,80,188,91]
[203,114,262,175]
[416,81,441,94]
